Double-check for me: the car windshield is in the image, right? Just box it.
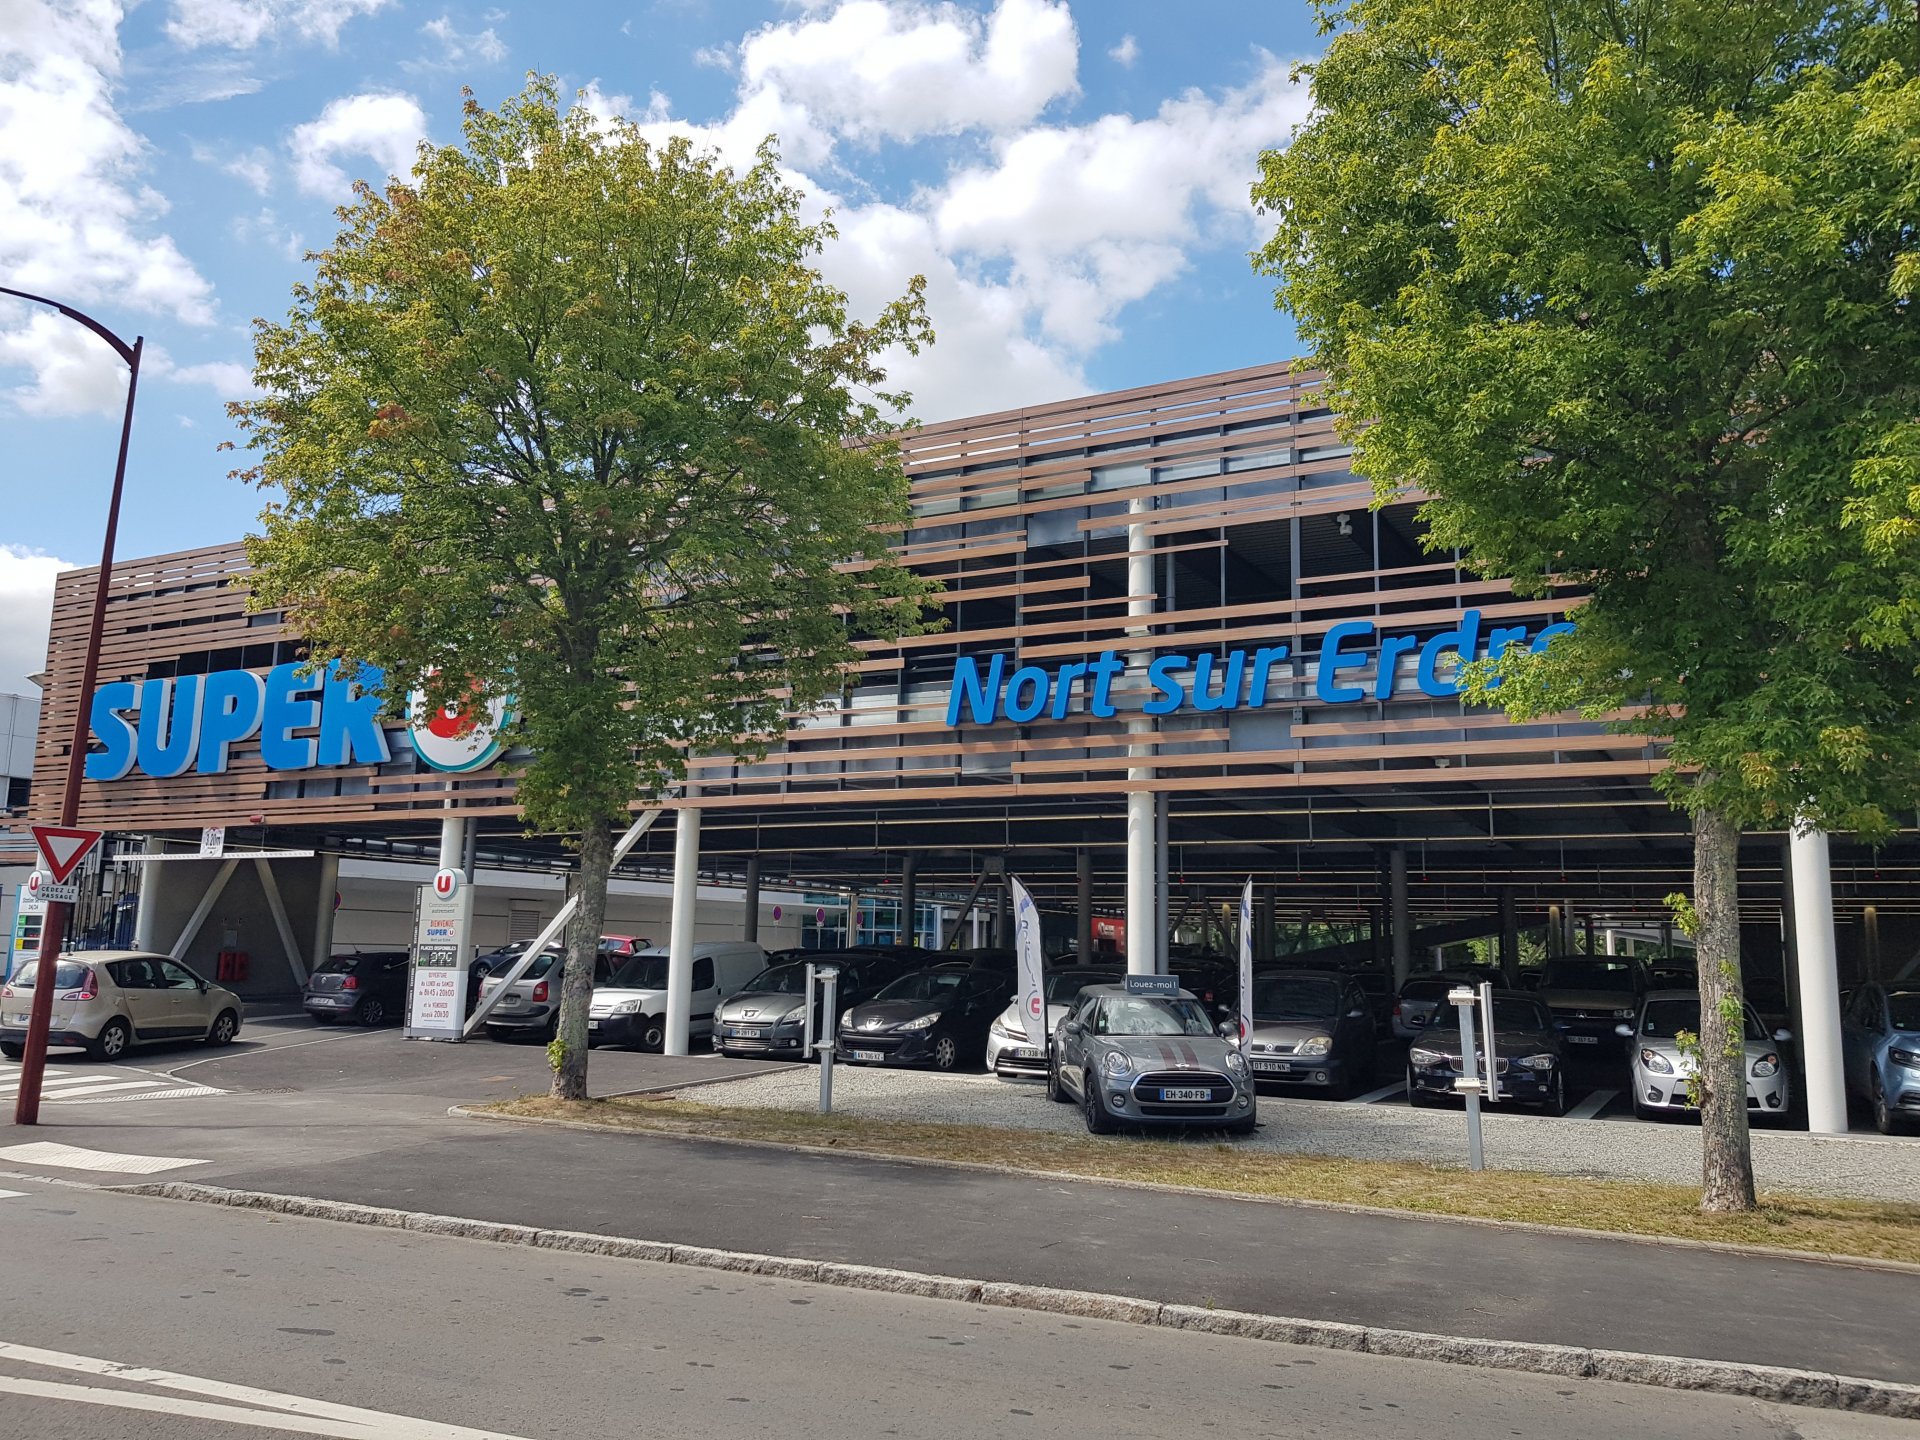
[1426,999,1547,1033]
[607,955,669,990]
[1888,992,1920,1031]
[315,956,361,975]
[1250,975,1340,1021]
[1045,971,1112,1002]
[1399,978,1452,1001]
[8,961,90,990]
[875,971,966,1004]
[740,964,809,996]
[1544,961,1638,992]
[1093,998,1216,1037]
[1641,997,1765,1042]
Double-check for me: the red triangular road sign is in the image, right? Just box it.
[31,825,103,884]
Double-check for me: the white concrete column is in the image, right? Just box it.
[437,816,468,871]
[742,856,761,943]
[1789,826,1849,1134]
[132,835,169,951]
[665,803,701,1056]
[311,852,340,971]
[1389,847,1411,989]
[1126,794,1156,975]
[1125,493,1159,977]
[1153,794,1169,972]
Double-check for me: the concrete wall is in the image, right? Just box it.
[138,855,326,999]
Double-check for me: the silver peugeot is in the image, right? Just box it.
[1047,984,1256,1135]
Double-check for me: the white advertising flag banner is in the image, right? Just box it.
[1238,877,1255,1044]
[1010,874,1048,1051]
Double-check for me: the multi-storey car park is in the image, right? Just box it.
[13,360,1916,1115]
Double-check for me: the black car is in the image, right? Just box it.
[303,950,410,1026]
[835,966,1011,1071]
[1406,991,1569,1114]
[1168,957,1239,1024]
[714,956,909,1059]
[1348,969,1395,1036]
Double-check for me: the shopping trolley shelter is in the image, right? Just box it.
[18,361,1918,1133]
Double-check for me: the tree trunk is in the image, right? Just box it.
[551,816,613,1101]
[1693,800,1756,1213]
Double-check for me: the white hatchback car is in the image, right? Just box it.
[0,951,244,1062]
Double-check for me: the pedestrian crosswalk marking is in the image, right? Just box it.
[0,1190,26,1200]
[0,1061,221,1105]
[0,1142,205,1175]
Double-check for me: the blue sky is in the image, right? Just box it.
[0,0,1319,693]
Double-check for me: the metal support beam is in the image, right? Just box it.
[941,867,992,951]
[1390,846,1411,989]
[743,856,761,943]
[253,858,309,988]
[168,859,239,962]
[1075,848,1093,960]
[900,854,918,948]
[1499,889,1519,986]
[312,852,339,976]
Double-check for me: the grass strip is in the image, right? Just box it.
[484,1093,1920,1266]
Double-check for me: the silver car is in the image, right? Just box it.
[1620,989,1791,1123]
[1841,984,1920,1136]
[986,967,1119,1077]
[0,951,243,1061]
[1047,984,1256,1134]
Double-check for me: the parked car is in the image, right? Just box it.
[587,941,767,1050]
[986,966,1122,1077]
[1408,992,1568,1114]
[478,944,617,1041]
[470,939,558,1011]
[936,947,1017,973]
[1168,956,1238,1024]
[1047,984,1256,1134]
[1622,990,1792,1123]
[303,950,409,1026]
[835,966,1010,1071]
[1392,975,1459,1039]
[1537,956,1651,1052]
[1841,985,1920,1135]
[713,954,910,1059]
[1349,969,1395,1036]
[1242,969,1378,1099]
[1744,976,1792,1035]
[0,951,242,1061]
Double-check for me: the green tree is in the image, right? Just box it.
[1255,0,1920,1209]
[232,79,939,1099]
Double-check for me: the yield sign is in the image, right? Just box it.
[30,825,104,884]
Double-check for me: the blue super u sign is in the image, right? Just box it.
[85,661,391,780]
[944,610,1574,727]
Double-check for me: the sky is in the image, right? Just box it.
[0,0,1319,695]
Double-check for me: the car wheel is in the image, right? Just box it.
[1540,1071,1568,1118]
[1325,1069,1351,1102]
[1046,1062,1072,1103]
[1225,1114,1258,1136]
[639,1019,665,1052]
[1873,1076,1906,1136]
[544,1014,561,1043]
[1082,1070,1116,1134]
[207,1009,240,1046]
[0,1042,22,1060]
[354,997,385,1028]
[1632,1098,1659,1122]
[930,1035,960,1071]
[90,1017,131,1062]
[485,1025,513,1042]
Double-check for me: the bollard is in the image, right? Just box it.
[816,967,838,1115]
[1450,985,1485,1171]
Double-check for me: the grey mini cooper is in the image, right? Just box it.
[1047,984,1257,1135]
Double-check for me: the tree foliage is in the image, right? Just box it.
[232,77,940,1094]
[1255,0,1920,1207]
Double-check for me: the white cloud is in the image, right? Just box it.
[0,546,75,696]
[406,14,507,71]
[1109,34,1138,68]
[165,0,392,50]
[0,0,216,411]
[161,356,257,398]
[289,91,428,196]
[691,44,734,71]
[192,141,274,192]
[736,0,1078,145]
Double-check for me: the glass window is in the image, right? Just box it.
[12,960,92,990]
[1886,992,1920,1031]
[1092,997,1215,1036]
[607,955,669,989]
[1045,970,1113,1002]
[1639,996,1765,1042]
[159,962,201,990]
[692,957,715,991]
[1542,960,1640,992]
[1250,974,1341,1021]
[875,971,965,1003]
[742,964,809,995]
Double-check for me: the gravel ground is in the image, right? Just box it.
[685,1063,1920,1203]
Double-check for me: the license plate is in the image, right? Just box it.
[1010,1047,1037,1059]
[5,1013,26,1026]
[1567,1034,1598,1045]
[731,1027,764,1039]
[1159,1086,1211,1101]
[1251,1060,1291,1074]
[587,1019,600,1030]
[851,1049,884,1062]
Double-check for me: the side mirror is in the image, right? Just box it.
[1613,1023,1633,1038]
[1774,1028,1794,1043]
[1347,1007,1367,1019]
[1216,1020,1239,1040]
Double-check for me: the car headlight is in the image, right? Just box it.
[1517,1053,1555,1071]
[1101,1051,1134,1076]
[898,1012,938,1031]
[1223,1051,1248,1075]
[1408,1046,1444,1067]
[1297,1034,1333,1057]
[611,1000,642,1016]
[1640,1048,1674,1075]
[1612,1008,1636,1020]
[839,1009,854,1029]
[991,1017,1022,1039]
[1751,1053,1779,1078]
[1891,1047,1919,1069]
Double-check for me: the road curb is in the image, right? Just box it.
[119,1179,1920,1419]
[447,1103,1920,1279]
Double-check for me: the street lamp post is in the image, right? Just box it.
[1,286,143,1126]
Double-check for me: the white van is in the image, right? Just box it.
[586,941,766,1050]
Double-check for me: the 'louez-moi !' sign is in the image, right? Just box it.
[85,661,512,781]
[944,609,1574,727]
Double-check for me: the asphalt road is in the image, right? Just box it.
[0,1183,1908,1440]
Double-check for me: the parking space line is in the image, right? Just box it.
[0,1190,26,1201]
[0,1142,204,1175]
[1565,1088,1618,1121]
[1349,1081,1407,1104]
